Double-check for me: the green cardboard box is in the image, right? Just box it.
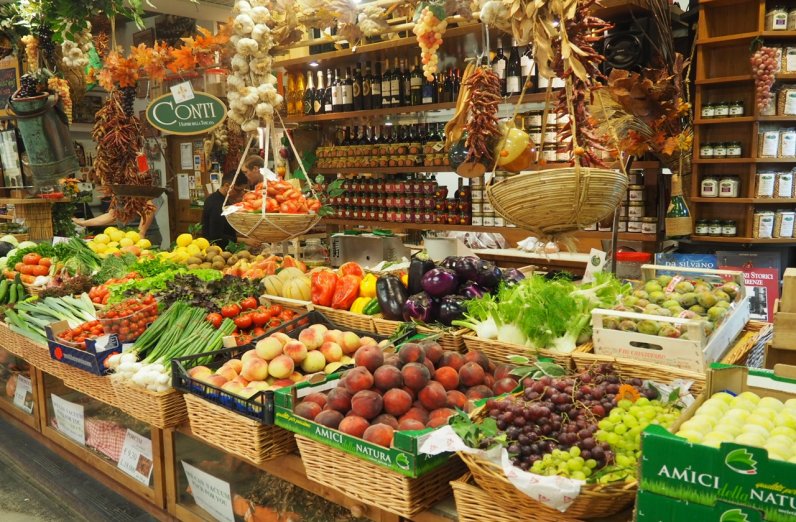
[273,375,452,478]
[636,490,765,522]
[640,364,796,522]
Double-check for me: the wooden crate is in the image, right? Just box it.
[773,299,796,350]
[781,267,796,313]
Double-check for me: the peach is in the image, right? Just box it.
[289,371,304,383]
[238,386,259,399]
[255,337,284,360]
[351,390,383,419]
[315,410,344,429]
[493,377,518,395]
[320,342,343,363]
[249,381,270,392]
[363,424,394,448]
[423,358,436,378]
[494,364,515,381]
[438,351,465,371]
[354,345,384,373]
[483,374,495,389]
[282,340,308,363]
[295,401,322,420]
[241,349,260,364]
[402,386,417,400]
[459,362,485,387]
[327,388,352,412]
[323,329,345,346]
[232,375,250,387]
[383,355,401,368]
[465,385,494,400]
[268,355,295,379]
[399,406,429,425]
[373,413,399,429]
[216,365,238,382]
[398,419,426,431]
[301,350,327,373]
[272,379,295,388]
[271,332,292,346]
[303,392,328,409]
[221,381,245,396]
[383,388,413,417]
[338,415,369,438]
[359,336,377,347]
[398,343,425,364]
[434,366,460,391]
[464,350,490,371]
[419,382,448,410]
[446,390,467,409]
[340,332,361,354]
[401,362,431,392]
[429,407,455,421]
[188,366,212,379]
[223,359,243,374]
[298,328,324,350]
[241,357,269,381]
[343,367,374,394]
[373,365,403,392]
[426,416,449,428]
[308,323,329,337]
[420,341,443,364]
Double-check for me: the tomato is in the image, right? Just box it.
[234,314,253,330]
[268,318,282,328]
[206,313,223,328]
[221,303,241,318]
[39,258,52,267]
[32,265,49,277]
[14,262,23,272]
[279,310,295,322]
[268,305,283,316]
[235,334,252,346]
[22,253,41,265]
[251,327,266,338]
[251,311,270,327]
[240,296,258,310]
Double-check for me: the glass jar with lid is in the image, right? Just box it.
[713,101,730,118]
[695,219,710,236]
[721,220,737,237]
[542,143,557,162]
[627,202,645,219]
[700,143,715,158]
[719,176,740,198]
[701,176,719,197]
[713,142,728,158]
[701,103,715,120]
[708,219,723,236]
[767,5,789,30]
[728,100,745,117]
[641,217,658,234]
[789,7,796,30]
[628,184,645,202]
[726,141,742,158]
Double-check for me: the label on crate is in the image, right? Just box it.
[51,394,85,445]
[12,375,33,414]
[182,461,234,522]
[117,429,153,486]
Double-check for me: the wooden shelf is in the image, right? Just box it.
[694,117,755,125]
[691,235,796,243]
[756,158,796,163]
[696,75,754,85]
[576,231,659,241]
[692,157,756,163]
[696,32,757,46]
[777,73,796,81]
[763,31,796,38]
[314,166,454,174]
[690,197,796,203]
[758,115,796,121]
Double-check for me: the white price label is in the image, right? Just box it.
[117,429,153,486]
[51,394,85,445]
[13,375,33,414]
[171,81,195,103]
[182,461,235,522]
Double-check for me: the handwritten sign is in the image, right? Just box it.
[51,394,85,445]
[117,429,153,486]
[0,56,20,115]
[182,461,234,522]
[13,375,33,414]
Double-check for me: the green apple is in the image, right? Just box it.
[712,423,743,437]
[696,404,726,420]
[704,431,734,444]
[730,398,757,412]
[712,392,735,404]
[776,411,796,430]
[771,426,796,439]
[675,430,704,443]
[735,432,766,447]
[745,414,775,432]
[702,439,722,448]
[755,407,779,422]
[681,417,714,434]
[788,455,796,464]
[764,449,787,462]
[703,398,731,412]
[785,399,796,410]
[759,396,784,411]
[737,391,761,404]
[741,424,770,437]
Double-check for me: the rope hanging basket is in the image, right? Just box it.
[225,115,320,243]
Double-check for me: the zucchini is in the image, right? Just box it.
[8,283,17,304]
[0,280,9,303]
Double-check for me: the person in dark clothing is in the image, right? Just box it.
[201,171,249,249]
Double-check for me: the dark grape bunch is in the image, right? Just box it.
[120,86,136,117]
[17,74,40,98]
[36,25,56,67]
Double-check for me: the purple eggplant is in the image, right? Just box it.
[474,260,503,290]
[452,256,480,282]
[421,267,460,297]
[502,268,526,286]
[403,292,436,323]
[440,256,458,270]
[438,295,467,326]
[459,281,487,299]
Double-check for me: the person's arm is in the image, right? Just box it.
[73,209,117,227]
[139,209,155,238]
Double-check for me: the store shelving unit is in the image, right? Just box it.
[692,0,796,242]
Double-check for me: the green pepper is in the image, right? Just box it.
[363,298,381,315]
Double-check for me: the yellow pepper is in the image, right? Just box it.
[359,273,378,298]
[400,272,409,287]
[350,296,371,314]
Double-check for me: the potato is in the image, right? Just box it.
[220,251,232,259]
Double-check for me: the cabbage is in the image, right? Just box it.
[17,241,36,249]
[0,235,18,247]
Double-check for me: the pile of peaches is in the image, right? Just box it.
[187,323,384,398]
[293,340,520,448]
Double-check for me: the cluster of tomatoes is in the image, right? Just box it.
[88,273,141,304]
[98,294,159,342]
[206,297,300,345]
[239,180,322,214]
[57,320,104,350]
[3,253,52,284]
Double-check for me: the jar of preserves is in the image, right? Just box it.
[713,142,728,158]
[719,176,740,198]
[627,220,643,233]
[708,219,723,236]
[721,220,737,237]
[493,215,504,227]
[729,100,745,117]
[628,184,645,202]
[526,112,543,127]
[701,176,719,197]
[767,5,789,30]
[542,143,557,162]
[701,103,715,119]
[695,219,709,235]
[641,216,658,234]
[700,143,715,158]
[789,7,796,29]
[556,145,569,162]
[726,141,742,158]
[483,214,495,227]
[528,126,542,145]
[713,101,730,118]
[618,219,628,232]
[471,213,483,226]
[627,202,645,219]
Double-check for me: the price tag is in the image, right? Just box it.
[13,375,33,414]
[117,429,153,486]
[171,81,195,103]
[182,461,235,522]
[432,142,444,152]
[52,237,70,245]
[51,394,85,445]
[583,249,607,284]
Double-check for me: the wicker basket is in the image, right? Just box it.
[22,282,45,297]
[17,337,69,380]
[60,369,118,408]
[184,394,296,464]
[486,166,628,236]
[721,320,772,367]
[373,318,468,352]
[295,435,466,519]
[462,334,589,369]
[452,474,586,522]
[226,212,321,243]
[0,323,20,357]
[13,202,54,241]
[260,294,310,311]
[314,306,378,333]
[111,380,187,429]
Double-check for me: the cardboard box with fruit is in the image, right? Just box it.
[639,364,796,522]
[635,490,765,522]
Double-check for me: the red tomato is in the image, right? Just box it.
[32,265,49,276]
[39,258,52,267]
[206,313,223,328]
[251,327,266,337]
[234,314,253,330]
[240,296,258,310]
[221,304,241,318]
[22,253,41,265]
[268,305,283,316]
[268,318,282,328]
[251,311,270,327]
[279,310,295,322]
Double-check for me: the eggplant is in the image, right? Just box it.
[452,256,480,282]
[403,292,436,323]
[459,280,487,299]
[438,295,467,326]
[376,275,409,320]
[474,260,503,290]
[0,242,13,259]
[408,252,436,295]
[502,268,526,286]
[439,256,458,270]
[421,267,459,297]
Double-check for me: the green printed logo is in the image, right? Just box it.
[720,508,750,522]
[395,453,410,470]
[725,448,758,475]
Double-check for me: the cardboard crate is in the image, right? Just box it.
[773,299,796,351]
[636,490,766,522]
[274,375,450,478]
[781,268,796,313]
[765,345,796,369]
[639,364,796,522]
[45,320,122,375]
[592,265,749,372]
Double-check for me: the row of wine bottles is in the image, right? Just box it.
[285,39,562,116]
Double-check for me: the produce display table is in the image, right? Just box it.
[472,248,590,275]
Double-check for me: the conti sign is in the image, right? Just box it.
[145,91,226,135]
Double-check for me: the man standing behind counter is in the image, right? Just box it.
[201,171,250,249]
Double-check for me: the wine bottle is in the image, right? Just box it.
[390,59,402,107]
[521,44,534,92]
[422,72,436,104]
[296,72,306,114]
[506,39,522,96]
[353,63,363,111]
[410,56,423,106]
[362,62,373,110]
[372,61,382,109]
[436,71,445,103]
[342,67,354,112]
[332,68,342,112]
[323,69,333,113]
[452,68,461,101]
[491,39,508,96]
[313,70,324,115]
[665,174,693,238]
[286,73,296,115]
[342,126,351,146]
[302,71,314,116]
[443,67,453,103]
[381,59,392,108]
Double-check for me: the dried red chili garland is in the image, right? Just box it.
[464,66,501,165]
